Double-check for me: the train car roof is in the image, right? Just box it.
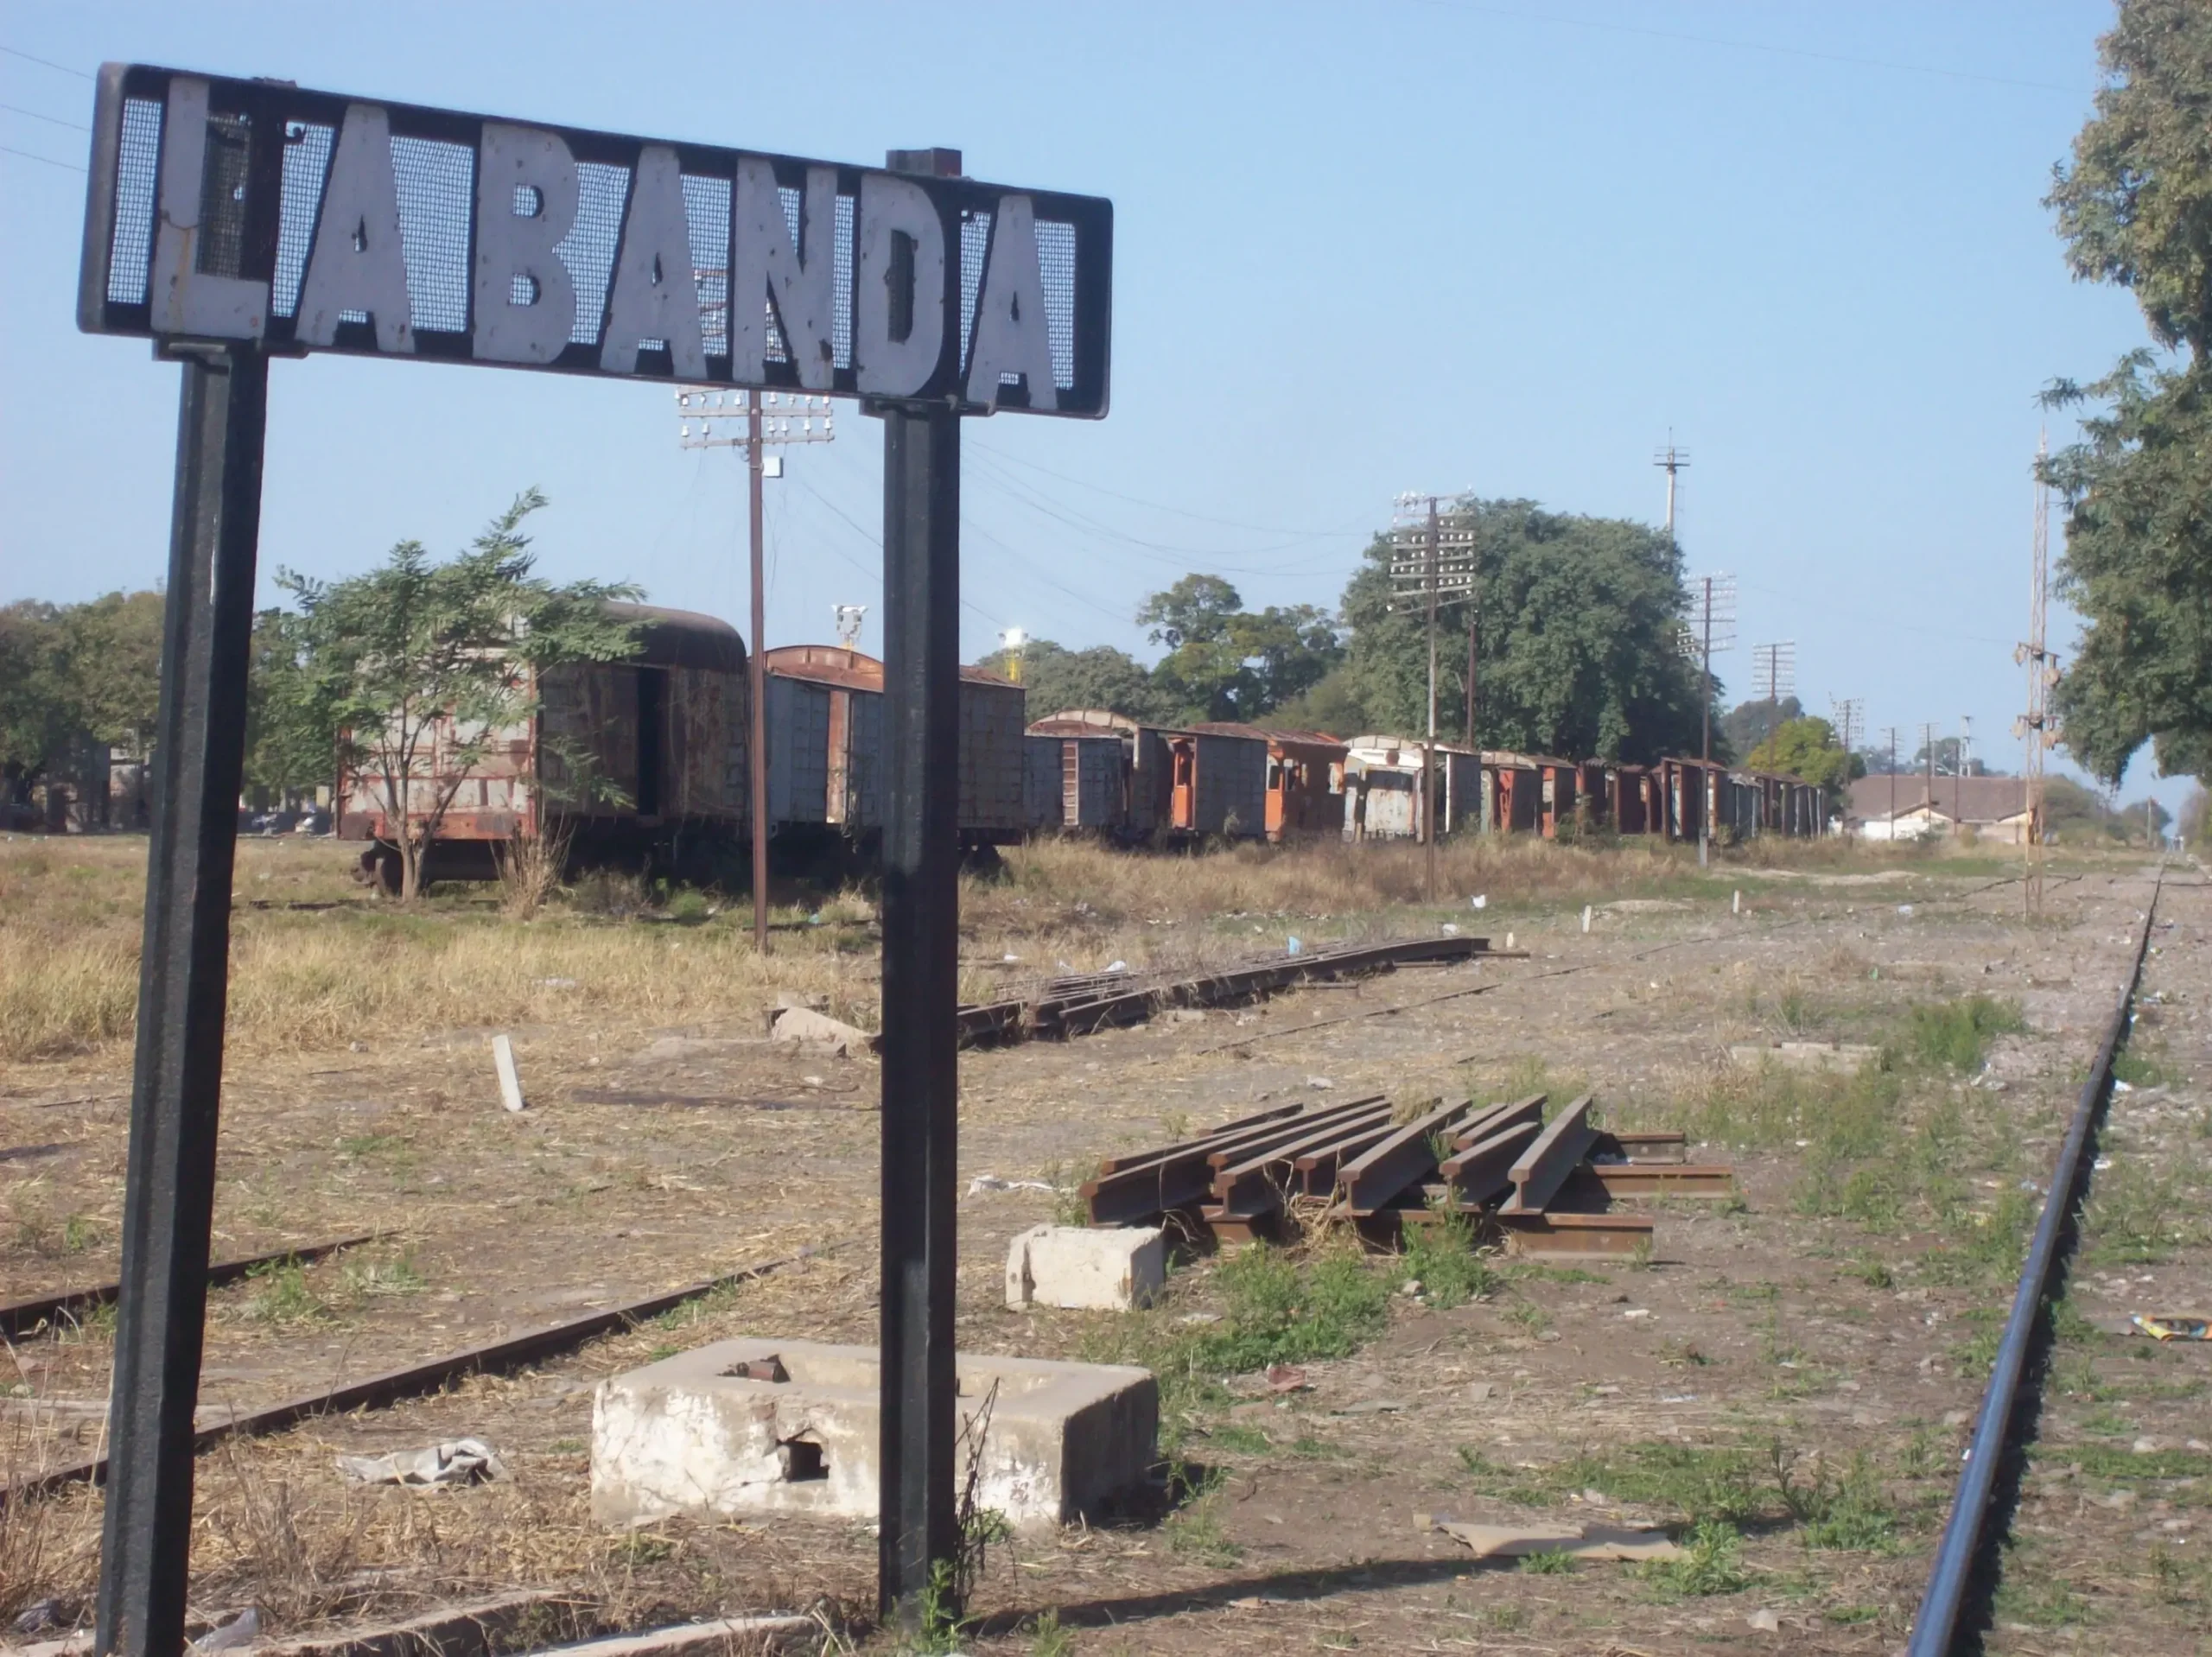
[1028,708,1139,736]
[1185,721,1347,751]
[761,644,1021,692]
[605,602,747,673]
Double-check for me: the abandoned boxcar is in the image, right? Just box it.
[338,602,748,886]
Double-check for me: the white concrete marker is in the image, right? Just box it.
[1007,1223,1166,1311]
[492,1034,526,1112]
[1732,889,1741,915]
[1581,905,1592,933]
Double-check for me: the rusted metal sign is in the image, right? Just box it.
[78,64,1111,416]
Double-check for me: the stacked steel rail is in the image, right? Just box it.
[1907,873,2162,1654]
[954,934,1507,1048]
[1081,1095,1734,1258]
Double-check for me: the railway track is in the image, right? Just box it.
[1907,865,2165,1654]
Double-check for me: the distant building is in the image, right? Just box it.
[1846,774,2028,843]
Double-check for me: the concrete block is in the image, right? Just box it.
[591,1338,1156,1532]
[1727,1040,1879,1076]
[1005,1224,1165,1311]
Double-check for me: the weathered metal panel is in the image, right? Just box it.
[957,678,1027,836]
[766,674,831,823]
[843,685,883,829]
[1075,737,1122,827]
[1023,735,1064,829]
[1129,729,1168,834]
[1192,733,1266,836]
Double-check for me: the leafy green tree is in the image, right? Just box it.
[276,490,641,900]
[1269,663,1372,737]
[1744,716,1859,810]
[1719,695,1801,762]
[1339,499,1708,761]
[981,638,1173,724]
[0,601,73,804]
[1135,575,1343,724]
[242,607,336,808]
[2042,2,2212,784]
[58,588,164,752]
[2041,775,2124,842]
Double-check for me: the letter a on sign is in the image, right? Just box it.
[965,195,1056,411]
[297,104,412,352]
[600,144,707,378]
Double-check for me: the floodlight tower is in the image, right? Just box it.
[1390,492,1479,896]
[1655,438,1690,538]
[1680,573,1735,865]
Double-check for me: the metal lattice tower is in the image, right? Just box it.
[1829,697,1863,759]
[1390,492,1480,890]
[2015,432,2055,916]
[1751,641,1796,708]
[1677,573,1734,867]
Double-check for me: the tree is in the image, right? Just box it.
[2041,3,2212,784]
[59,588,164,752]
[1339,498,1708,761]
[1135,575,1343,724]
[276,490,642,900]
[242,607,336,808]
[0,601,73,805]
[2179,784,2208,848]
[1719,695,1802,763]
[981,638,1172,724]
[1744,716,1859,808]
[2041,776,2124,842]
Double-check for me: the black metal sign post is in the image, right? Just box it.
[76,66,1106,1643]
[873,146,965,1628]
[96,341,270,1657]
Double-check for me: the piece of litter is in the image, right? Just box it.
[1286,936,1303,955]
[1333,1398,1407,1415]
[2094,1156,2114,1171]
[1622,1308,1652,1320]
[1440,922,1459,936]
[1001,952,1020,962]
[491,1034,526,1113]
[1179,1311,1222,1325]
[1660,1394,1697,1404]
[337,1438,506,1487]
[538,977,576,988]
[1105,959,1128,974]
[1433,1519,1681,1562]
[1465,1381,1494,1402]
[1747,1608,1782,1634]
[2133,1313,2212,1342]
[193,1609,261,1653]
[1306,1075,1335,1090]
[2113,1078,2134,1095]
[2135,1436,2163,1454]
[770,1006,873,1057]
[1470,893,1487,909]
[802,1075,825,1088]
[966,1174,1054,1197]
[1266,1364,1310,1394]
[1897,904,1914,917]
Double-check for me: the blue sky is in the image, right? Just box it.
[0,3,2179,806]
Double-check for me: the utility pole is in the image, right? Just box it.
[677,388,835,955]
[1957,714,1973,828]
[2016,431,2053,915]
[1879,725,1899,838]
[1920,721,1938,835]
[1391,492,1478,893]
[1751,641,1796,746]
[1679,573,1734,867]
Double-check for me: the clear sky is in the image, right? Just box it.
[0,3,2178,808]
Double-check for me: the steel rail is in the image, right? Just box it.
[1908,867,2163,1654]
[0,1234,377,1339]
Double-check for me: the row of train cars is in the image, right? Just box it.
[339,603,1829,884]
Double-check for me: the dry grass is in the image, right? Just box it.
[0,828,1959,1068]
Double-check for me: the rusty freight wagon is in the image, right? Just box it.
[338,603,748,890]
[1160,725,1269,839]
[1185,724,1347,841]
[762,646,1028,848]
[1024,711,1140,833]
[1340,737,1479,841]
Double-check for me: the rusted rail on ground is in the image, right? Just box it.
[1908,870,2163,1655]
[1080,1094,1731,1260]
[0,1244,839,1505]
[955,933,1517,1049]
[0,1234,378,1339]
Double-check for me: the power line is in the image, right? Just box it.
[790,472,1014,634]
[963,448,1354,560]
[968,435,1372,540]
[1410,2,2085,97]
[0,98,88,130]
[0,139,81,171]
[0,43,94,79]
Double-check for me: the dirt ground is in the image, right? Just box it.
[3,836,2199,1654]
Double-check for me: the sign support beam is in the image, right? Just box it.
[96,342,270,1657]
[874,139,965,1634]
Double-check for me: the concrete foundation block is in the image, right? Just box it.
[590,1338,1157,1533]
[1005,1224,1166,1311]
